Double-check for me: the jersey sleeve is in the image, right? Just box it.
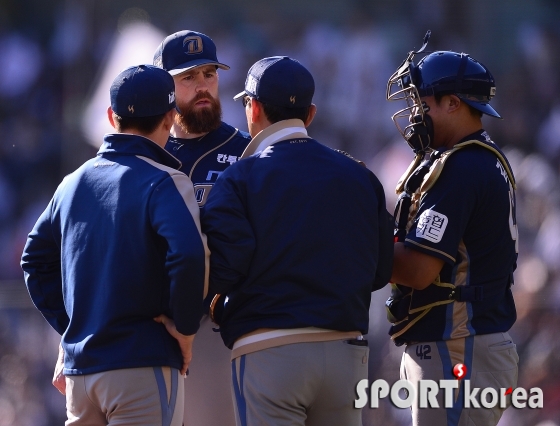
[201,162,256,295]
[370,172,394,291]
[405,154,478,265]
[21,197,69,335]
[149,172,208,336]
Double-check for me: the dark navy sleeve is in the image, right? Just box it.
[21,197,69,335]
[374,207,394,291]
[371,173,394,291]
[201,162,256,295]
[149,172,207,336]
[405,153,477,264]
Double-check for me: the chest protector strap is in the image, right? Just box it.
[387,139,516,342]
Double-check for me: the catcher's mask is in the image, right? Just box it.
[386,30,501,154]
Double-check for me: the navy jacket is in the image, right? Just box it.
[21,133,208,375]
[202,124,393,348]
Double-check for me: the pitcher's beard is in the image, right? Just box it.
[175,92,222,135]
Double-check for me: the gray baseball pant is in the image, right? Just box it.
[65,366,184,425]
[231,339,369,426]
[401,332,518,426]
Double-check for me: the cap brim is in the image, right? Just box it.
[233,90,248,101]
[168,59,230,76]
[460,98,502,119]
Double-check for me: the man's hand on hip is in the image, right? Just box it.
[154,314,195,376]
[52,342,66,395]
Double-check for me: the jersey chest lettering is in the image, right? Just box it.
[189,154,238,182]
[496,160,508,183]
[206,170,222,181]
[216,153,239,164]
[194,184,213,207]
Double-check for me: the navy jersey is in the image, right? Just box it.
[392,131,517,344]
[165,122,251,206]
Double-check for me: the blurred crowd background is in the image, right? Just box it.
[1,0,559,425]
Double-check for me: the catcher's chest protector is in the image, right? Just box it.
[387,139,516,342]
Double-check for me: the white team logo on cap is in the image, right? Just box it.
[169,91,175,104]
[416,209,448,243]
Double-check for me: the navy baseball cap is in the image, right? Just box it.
[110,65,177,117]
[153,30,229,76]
[233,56,315,108]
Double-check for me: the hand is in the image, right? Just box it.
[52,343,66,395]
[154,315,195,376]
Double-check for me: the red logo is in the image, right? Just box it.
[453,363,467,379]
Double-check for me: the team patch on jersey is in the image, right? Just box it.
[416,209,448,243]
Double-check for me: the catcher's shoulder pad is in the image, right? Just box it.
[421,139,516,194]
[332,148,366,167]
[395,153,424,194]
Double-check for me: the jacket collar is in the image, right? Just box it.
[98,133,182,169]
[240,119,309,159]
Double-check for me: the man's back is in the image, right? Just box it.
[24,134,206,375]
[204,138,391,347]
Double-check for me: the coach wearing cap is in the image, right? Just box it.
[202,57,393,426]
[21,65,208,425]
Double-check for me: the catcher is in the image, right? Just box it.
[386,31,519,426]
